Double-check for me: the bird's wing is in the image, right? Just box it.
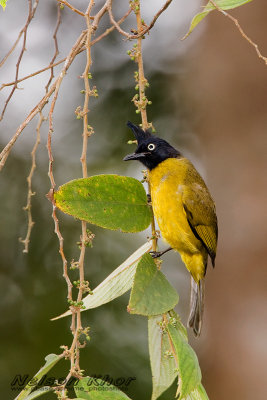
[182,182,218,266]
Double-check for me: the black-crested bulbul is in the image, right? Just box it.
[123,121,218,337]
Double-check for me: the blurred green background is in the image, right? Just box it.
[1,1,267,399]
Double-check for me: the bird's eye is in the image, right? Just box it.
[147,143,155,151]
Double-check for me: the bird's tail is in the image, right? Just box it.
[187,277,205,337]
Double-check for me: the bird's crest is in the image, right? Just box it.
[127,121,152,144]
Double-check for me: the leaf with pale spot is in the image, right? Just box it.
[54,175,152,233]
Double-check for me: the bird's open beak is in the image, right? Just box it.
[123,152,149,161]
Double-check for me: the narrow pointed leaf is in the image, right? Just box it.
[54,175,152,232]
[74,377,132,399]
[0,0,8,10]
[167,323,201,399]
[15,354,62,400]
[52,241,152,320]
[128,254,179,316]
[148,315,178,400]
[23,387,52,400]
[183,383,209,400]
[183,0,253,39]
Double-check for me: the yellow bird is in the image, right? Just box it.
[124,122,218,337]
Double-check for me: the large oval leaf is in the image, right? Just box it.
[54,175,152,232]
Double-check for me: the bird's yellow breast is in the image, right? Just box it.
[149,158,202,256]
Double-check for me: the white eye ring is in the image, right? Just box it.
[147,143,155,151]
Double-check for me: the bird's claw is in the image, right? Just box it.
[149,251,162,259]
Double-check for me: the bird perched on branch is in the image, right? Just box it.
[123,121,218,337]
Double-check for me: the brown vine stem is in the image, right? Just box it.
[46,31,87,306]
[0,0,40,121]
[135,1,158,253]
[73,0,94,376]
[19,5,62,253]
[129,0,173,39]
[57,0,85,17]
[210,0,267,65]
[0,58,66,90]
[107,0,131,38]
[45,4,62,93]
[19,112,43,253]
[57,3,107,394]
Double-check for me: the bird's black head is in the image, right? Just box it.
[123,121,181,170]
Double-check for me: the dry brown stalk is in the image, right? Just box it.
[0,0,40,120]
[107,0,131,38]
[210,0,267,65]
[19,112,43,253]
[135,2,158,253]
[56,0,85,17]
[129,0,173,39]
[45,4,62,93]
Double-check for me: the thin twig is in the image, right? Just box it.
[91,2,108,30]
[0,0,39,68]
[0,0,40,121]
[107,0,131,38]
[0,58,66,90]
[210,0,267,65]
[46,30,86,301]
[92,7,132,44]
[73,0,94,375]
[58,4,96,395]
[56,0,85,17]
[45,4,62,93]
[19,112,43,253]
[129,0,173,39]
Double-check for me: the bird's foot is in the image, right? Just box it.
[150,251,162,259]
[149,247,173,259]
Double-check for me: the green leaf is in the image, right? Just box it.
[183,383,209,400]
[0,0,8,10]
[52,241,152,320]
[23,387,52,400]
[183,0,253,39]
[148,315,178,400]
[54,175,152,232]
[167,324,201,399]
[128,254,179,316]
[15,354,62,400]
[74,377,132,399]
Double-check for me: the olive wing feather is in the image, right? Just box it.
[182,181,218,266]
